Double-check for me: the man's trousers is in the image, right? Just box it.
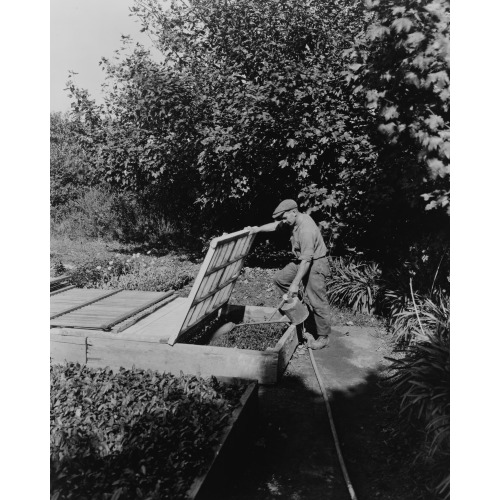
[274,258,332,337]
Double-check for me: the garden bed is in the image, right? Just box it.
[50,363,258,500]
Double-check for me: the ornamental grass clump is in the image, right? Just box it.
[50,363,246,500]
[326,257,382,314]
[386,299,450,499]
[388,291,450,345]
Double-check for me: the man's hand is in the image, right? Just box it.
[288,283,299,297]
[245,226,260,235]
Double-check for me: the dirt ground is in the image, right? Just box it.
[207,267,437,500]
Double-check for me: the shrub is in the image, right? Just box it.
[326,257,382,314]
[50,112,97,208]
[51,363,246,500]
[51,187,123,241]
[51,187,174,244]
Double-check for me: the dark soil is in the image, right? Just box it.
[210,323,289,350]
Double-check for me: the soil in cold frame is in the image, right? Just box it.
[209,322,289,350]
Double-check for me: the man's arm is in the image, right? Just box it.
[246,221,280,234]
[288,259,312,296]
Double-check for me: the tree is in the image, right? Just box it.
[346,0,450,213]
[50,111,97,207]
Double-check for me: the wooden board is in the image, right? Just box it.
[86,338,280,384]
[50,289,108,317]
[50,303,299,384]
[167,229,256,345]
[50,333,87,365]
[50,290,172,330]
[187,381,258,500]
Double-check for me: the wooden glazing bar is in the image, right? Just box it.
[198,268,219,299]
[212,242,230,269]
[205,254,246,277]
[50,289,123,319]
[113,294,178,333]
[179,300,222,335]
[209,230,249,247]
[186,286,229,330]
[50,274,70,285]
[191,273,240,307]
[99,290,175,330]
[50,285,77,296]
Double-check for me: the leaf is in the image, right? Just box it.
[426,158,449,178]
[366,24,390,41]
[406,32,426,46]
[391,17,413,33]
[286,138,297,148]
[382,106,399,121]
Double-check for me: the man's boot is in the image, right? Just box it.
[307,335,330,350]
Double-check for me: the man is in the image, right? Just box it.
[247,199,331,349]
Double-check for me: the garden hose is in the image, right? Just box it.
[308,347,359,500]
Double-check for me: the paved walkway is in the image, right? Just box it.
[216,326,392,500]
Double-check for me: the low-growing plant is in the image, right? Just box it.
[67,252,197,292]
[326,257,382,314]
[50,363,247,500]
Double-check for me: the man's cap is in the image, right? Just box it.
[272,199,298,219]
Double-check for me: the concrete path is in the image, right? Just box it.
[215,325,395,500]
[313,326,389,392]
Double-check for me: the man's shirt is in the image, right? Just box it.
[278,213,327,262]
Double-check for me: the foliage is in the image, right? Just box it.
[67,0,379,238]
[51,186,175,244]
[67,251,197,292]
[50,363,246,500]
[387,289,449,345]
[326,254,449,345]
[50,112,97,207]
[245,238,293,269]
[327,257,382,314]
[345,0,450,211]
[387,324,450,498]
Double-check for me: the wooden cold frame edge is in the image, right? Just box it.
[186,381,258,500]
[50,285,76,296]
[50,333,88,365]
[50,275,70,284]
[271,323,297,352]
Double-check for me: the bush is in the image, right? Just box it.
[51,187,177,244]
[50,112,97,208]
[67,252,197,292]
[326,257,382,314]
[387,325,450,499]
[51,363,246,500]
